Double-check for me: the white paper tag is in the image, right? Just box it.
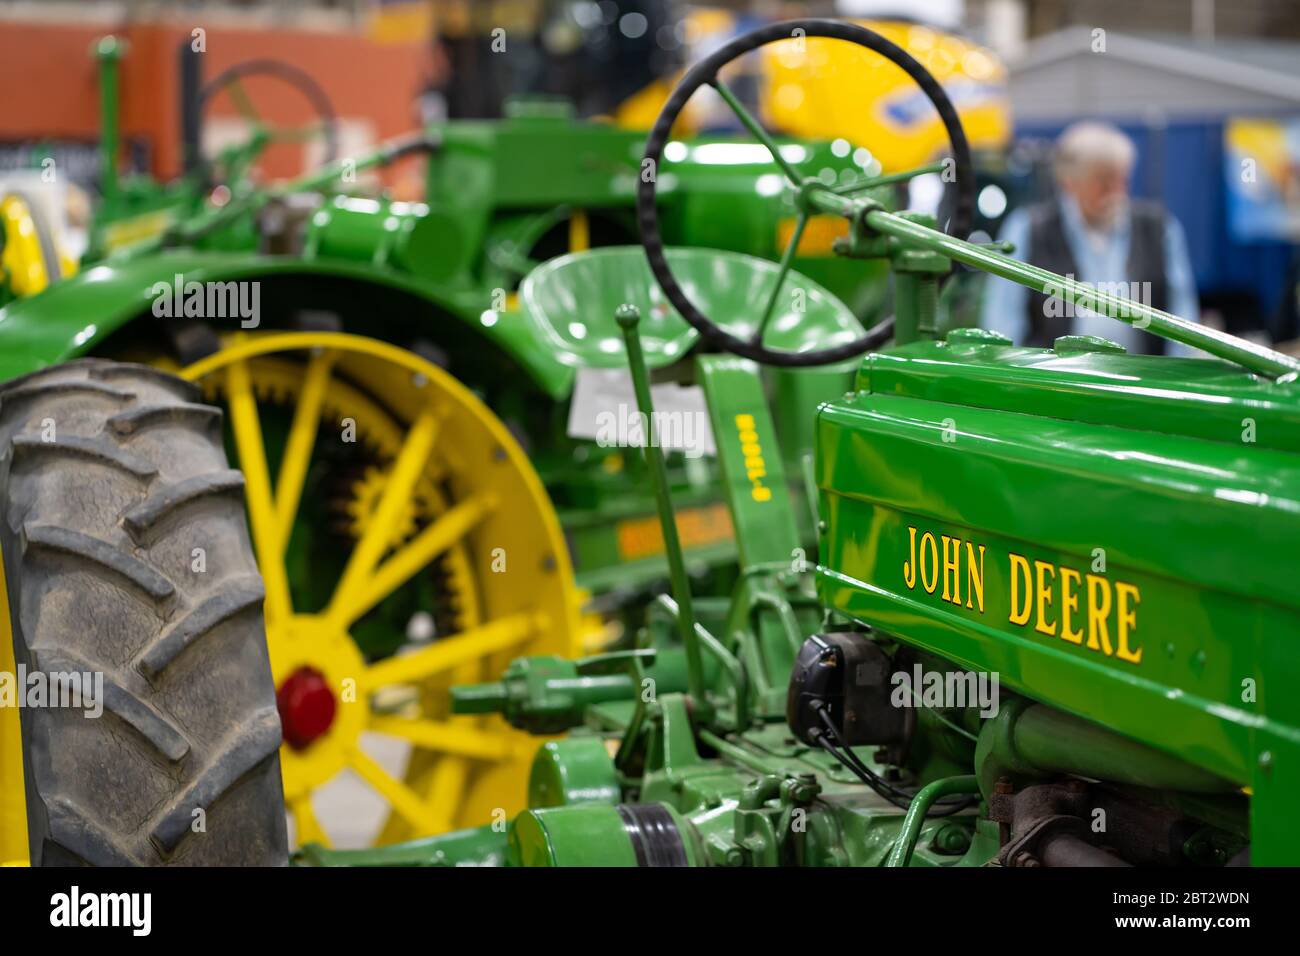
[567,367,716,459]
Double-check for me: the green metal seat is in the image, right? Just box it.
[517,245,864,371]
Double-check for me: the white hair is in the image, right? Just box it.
[1054,121,1136,181]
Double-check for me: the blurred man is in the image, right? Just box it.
[981,121,1200,353]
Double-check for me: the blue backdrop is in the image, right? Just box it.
[1015,117,1297,330]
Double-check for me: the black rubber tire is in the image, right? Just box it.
[0,359,288,866]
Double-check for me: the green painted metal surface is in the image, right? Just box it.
[617,304,709,705]
[697,355,802,567]
[520,246,862,379]
[815,338,1300,862]
[527,737,621,809]
[509,804,650,867]
[0,251,569,388]
[296,823,507,867]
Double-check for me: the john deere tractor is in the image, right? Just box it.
[3,19,1296,869]
[0,26,910,862]
[293,20,1296,869]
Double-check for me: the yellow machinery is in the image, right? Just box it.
[617,12,1011,172]
[0,193,77,300]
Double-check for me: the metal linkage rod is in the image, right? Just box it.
[615,305,708,706]
[802,187,1300,379]
[875,207,1300,378]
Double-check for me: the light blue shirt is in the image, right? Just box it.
[980,195,1200,355]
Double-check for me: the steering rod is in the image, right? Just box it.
[809,185,1300,380]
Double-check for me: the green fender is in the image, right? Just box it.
[0,251,577,396]
[0,246,867,398]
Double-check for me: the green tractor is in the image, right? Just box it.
[0,27,893,862]
[302,20,1297,869]
[2,19,1296,869]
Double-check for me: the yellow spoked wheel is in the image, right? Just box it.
[180,332,581,848]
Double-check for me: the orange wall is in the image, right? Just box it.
[0,19,427,183]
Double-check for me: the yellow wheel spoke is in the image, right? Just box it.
[348,746,435,831]
[369,715,511,761]
[225,356,292,624]
[291,793,330,848]
[363,613,537,692]
[568,209,589,253]
[342,494,495,628]
[424,758,469,834]
[274,349,335,551]
[327,405,440,627]
[175,332,580,848]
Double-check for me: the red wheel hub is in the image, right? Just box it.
[276,667,337,750]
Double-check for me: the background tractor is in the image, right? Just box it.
[296,20,1300,869]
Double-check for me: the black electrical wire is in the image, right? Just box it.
[811,705,977,817]
[812,729,975,818]
[814,706,921,803]
[810,729,910,809]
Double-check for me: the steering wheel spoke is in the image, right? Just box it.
[709,78,804,186]
[753,211,809,345]
[223,75,262,124]
[198,58,341,186]
[269,122,332,145]
[831,159,950,195]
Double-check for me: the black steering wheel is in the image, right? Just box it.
[637,19,975,367]
[199,59,341,177]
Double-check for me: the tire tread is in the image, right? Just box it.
[0,361,287,866]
